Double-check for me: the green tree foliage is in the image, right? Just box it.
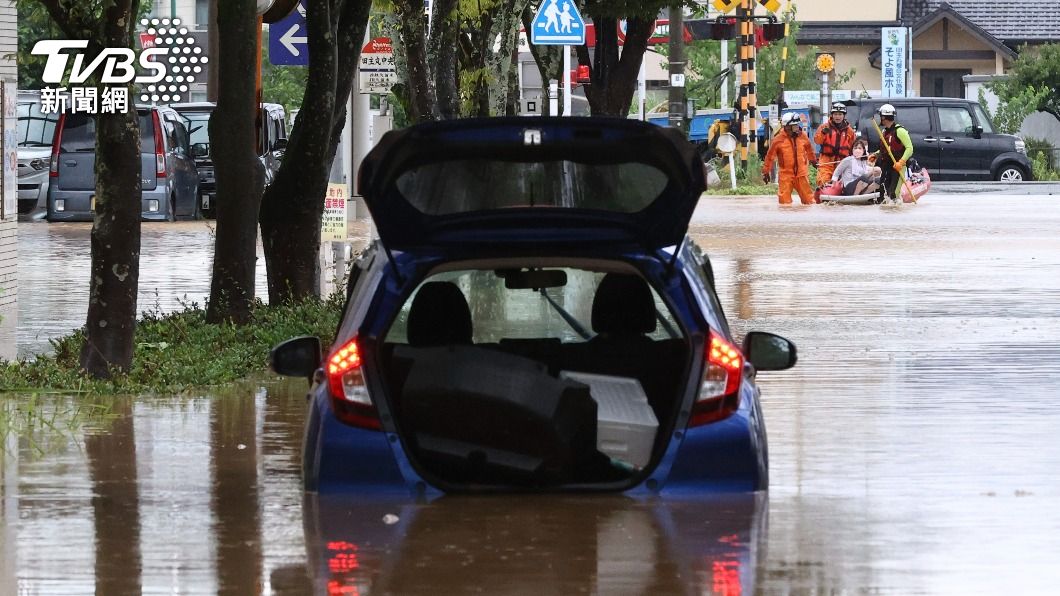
[983,43,1060,135]
[978,85,1047,135]
[683,20,854,110]
[16,1,63,88]
[993,43,1060,121]
[262,30,308,113]
[16,0,151,89]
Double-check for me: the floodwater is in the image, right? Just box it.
[4,194,1060,594]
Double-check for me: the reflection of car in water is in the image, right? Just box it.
[171,102,288,219]
[304,493,766,594]
[271,117,797,496]
[16,91,58,220]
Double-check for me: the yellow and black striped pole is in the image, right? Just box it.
[737,0,751,166]
[777,6,794,110]
[747,0,758,160]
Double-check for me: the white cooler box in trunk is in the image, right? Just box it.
[559,371,658,469]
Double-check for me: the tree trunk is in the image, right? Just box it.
[41,0,145,378]
[394,0,438,122]
[259,0,371,304]
[579,15,652,117]
[80,107,142,376]
[207,0,266,324]
[486,0,525,116]
[428,0,460,119]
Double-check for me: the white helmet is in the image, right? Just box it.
[878,103,897,117]
[780,112,802,126]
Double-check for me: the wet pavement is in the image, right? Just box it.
[4,193,1060,594]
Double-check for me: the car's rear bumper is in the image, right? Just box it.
[48,187,170,222]
[306,379,766,497]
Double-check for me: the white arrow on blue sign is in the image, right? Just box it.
[269,1,308,66]
[530,0,586,46]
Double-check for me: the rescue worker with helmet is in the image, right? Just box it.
[814,102,857,200]
[761,112,818,205]
[876,103,914,202]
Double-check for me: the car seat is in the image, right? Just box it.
[590,273,657,342]
[407,281,473,346]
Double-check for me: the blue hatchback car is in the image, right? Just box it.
[271,117,797,496]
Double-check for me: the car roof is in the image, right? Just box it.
[845,97,976,105]
[170,101,285,116]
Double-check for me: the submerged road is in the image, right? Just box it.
[4,193,1060,594]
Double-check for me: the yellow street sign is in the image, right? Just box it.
[713,0,740,14]
[759,0,782,12]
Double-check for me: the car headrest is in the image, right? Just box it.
[407,281,473,346]
[591,273,656,336]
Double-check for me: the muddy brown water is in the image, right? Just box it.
[4,195,1060,594]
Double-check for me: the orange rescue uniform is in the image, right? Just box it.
[762,130,817,205]
[813,122,857,185]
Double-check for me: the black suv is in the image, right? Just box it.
[171,102,289,218]
[843,97,1032,181]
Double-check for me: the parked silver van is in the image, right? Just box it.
[47,105,200,221]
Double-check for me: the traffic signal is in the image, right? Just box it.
[711,20,737,40]
[761,22,786,41]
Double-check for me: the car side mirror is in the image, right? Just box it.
[190,142,209,158]
[270,336,322,380]
[742,332,797,371]
[971,124,983,139]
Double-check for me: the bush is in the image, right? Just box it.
[1032,151,1060,181]
[0,296,344,394]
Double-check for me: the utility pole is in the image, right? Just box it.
[668,5,686,133]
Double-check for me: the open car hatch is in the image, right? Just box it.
[358,117,706,251]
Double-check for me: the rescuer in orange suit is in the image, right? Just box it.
[761,112,818,205]
[813,102,857,201]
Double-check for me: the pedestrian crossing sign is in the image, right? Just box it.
[530,0,586,46]
[712,0,739,13]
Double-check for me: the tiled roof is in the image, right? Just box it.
[902,0,1060,42]
[796,22,899,44]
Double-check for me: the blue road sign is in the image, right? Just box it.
[269,2,308,66]
[530,0,586,46]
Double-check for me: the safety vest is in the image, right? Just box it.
[815,122,855,158]
[882,124,909,160]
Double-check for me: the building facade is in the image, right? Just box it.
[794,0,1060,99]
[0,0,16,361]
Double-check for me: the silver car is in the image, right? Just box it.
[17,92,58,221]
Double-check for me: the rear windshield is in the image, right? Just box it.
[59,111,155,153]
[179,111,211,147]
[17,102,59,147]
[386,268,681,345]
[394,160,670,215]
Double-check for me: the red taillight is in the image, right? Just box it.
[49,114,65,178]
[152,110,166,177]
[326,337,381,430]
[689,331,745,427]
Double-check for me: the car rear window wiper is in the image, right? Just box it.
[538,288,591,340]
